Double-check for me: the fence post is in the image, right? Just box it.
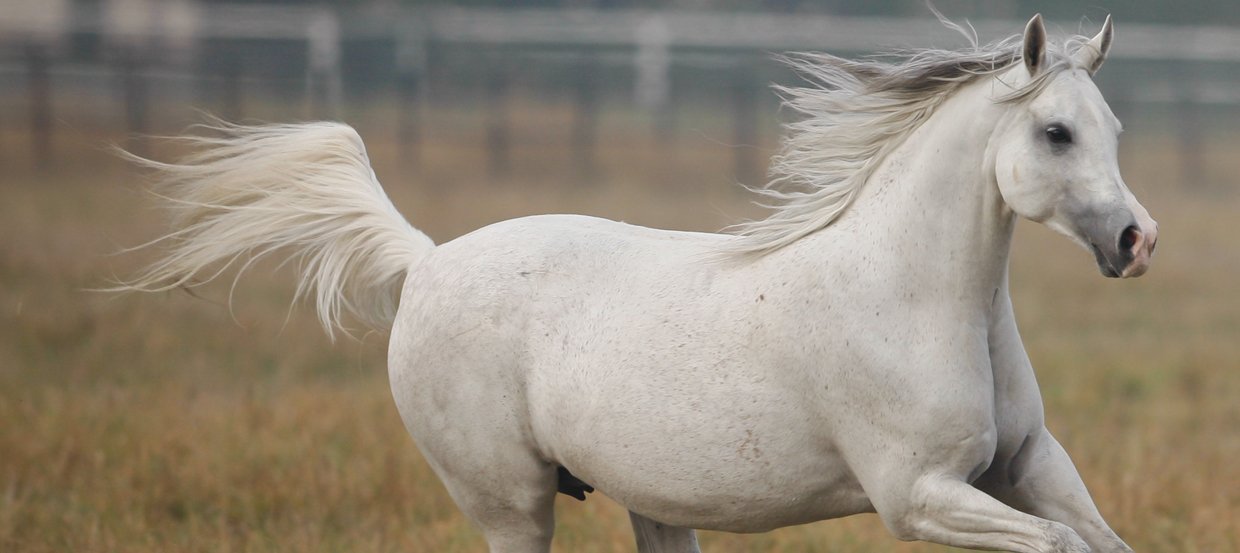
[486,65,511,177]
[572,52,598,179]
[1175,65,1205,190]
[119,46,148,155]
[655,67,676,145]
[220,54,244,121]
[305,8,342,119]
[635,15,671,143]
[396,15,426,166]
[26,43,52,169]
[731,61,759,184]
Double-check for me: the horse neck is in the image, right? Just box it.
[788,79,1017,306]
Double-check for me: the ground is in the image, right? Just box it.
[1,123,1237,552]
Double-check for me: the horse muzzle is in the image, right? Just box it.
[1089,218,1158,279]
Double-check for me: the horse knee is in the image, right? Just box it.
[881,507,936,543]
[1042,521,1093,553]
[874,479,949,541]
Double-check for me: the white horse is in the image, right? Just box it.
[122,14,1156,553]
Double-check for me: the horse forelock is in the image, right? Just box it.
[721,29,1089,257]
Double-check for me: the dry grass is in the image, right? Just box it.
[1,121,1237,552]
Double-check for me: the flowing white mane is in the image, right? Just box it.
[725,24,1092,255]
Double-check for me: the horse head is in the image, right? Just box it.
[992,15,1158,278]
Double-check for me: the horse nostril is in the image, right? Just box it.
[1118,225,1141,255]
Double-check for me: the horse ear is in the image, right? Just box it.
[1074,14,1114,75]
[1022,14,1047,76]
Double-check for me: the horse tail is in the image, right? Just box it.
[117,120,434,339]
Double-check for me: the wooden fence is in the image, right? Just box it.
[3,2,1239,183]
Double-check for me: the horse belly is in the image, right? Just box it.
[537,377,874,533]
[578,434,872,532]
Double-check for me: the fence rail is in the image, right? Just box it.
[9,4,1240,60]
[3,3,1237,182]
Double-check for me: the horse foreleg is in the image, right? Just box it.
[978,427,1133,553]
[629,511,700,553]
[873,474,1090,553]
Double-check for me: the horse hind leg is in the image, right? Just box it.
[431,452,558,553]
[630,511,700,553]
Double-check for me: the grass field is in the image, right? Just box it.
[1,122,1238,552]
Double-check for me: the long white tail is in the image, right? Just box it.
[119,120,434,338]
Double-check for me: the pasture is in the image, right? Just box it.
[1,116,1237,551]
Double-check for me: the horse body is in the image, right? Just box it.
[394,215,875,532]
[124,14,1154,553]
[389,71,1024,538]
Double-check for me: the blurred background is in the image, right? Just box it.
[1,1,1237,552]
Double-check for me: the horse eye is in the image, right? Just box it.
[1045,124,1072,145]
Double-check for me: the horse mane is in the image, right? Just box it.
[723,20,1092,256]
